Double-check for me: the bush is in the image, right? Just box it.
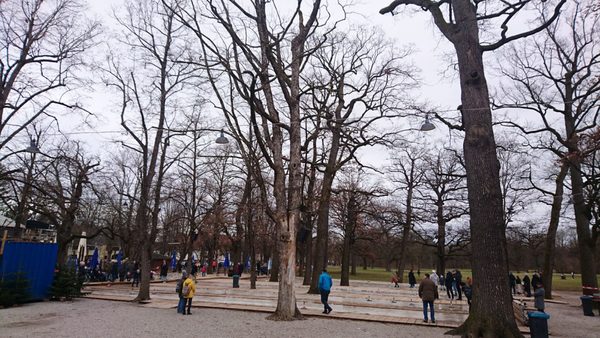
[0,271,30,307]
[49,265,83,300]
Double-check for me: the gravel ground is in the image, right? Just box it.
[0,299,448,338]
[1,294,599,337]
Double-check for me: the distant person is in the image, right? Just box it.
[318,269,333,314]
[182,271,196,315]
[515,275,522,294]
[462,281,472,311]
[534,282,545,312]
[418,273,438,323]
[160,260,168,282]
[445,271,454,299]
[454,270,463,300]
[201,264,207,277]
[212,260,217,274]
[571,271,575,279]
[532,273,541,292]
[408,269,417,288]
[131,260,140,288]
[430,270,439,287]
[523,274,532,297]
[391,272,399,288]
[509,272,516,295]
[176,271,187,314]
[439,275,446,291]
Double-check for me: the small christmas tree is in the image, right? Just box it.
[49,265,82,300]
[0,271,30,307]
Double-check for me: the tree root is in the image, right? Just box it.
[266,305,304,321]
[446,316,524,338]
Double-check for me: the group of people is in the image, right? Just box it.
[509,272,545,312]
[176,270,196,315]
[415,269,473,324]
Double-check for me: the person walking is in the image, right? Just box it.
[391,272,400,288]
[515,275,522,295]
[131,261,140,288]
[431,270,439,287]
[418,273,438,323]
[523,274,532,297]
[462,281,473,311]
[160,260,168,282]
[454,270,463,300]
[445,271,454,299]
[509,272,516,295]
[318,269,333,314]
[534,282,545,313]
[408,269,417,288]
[532,273,541,292]
[182,272,196,315]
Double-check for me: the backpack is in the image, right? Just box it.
[182,282,190,297]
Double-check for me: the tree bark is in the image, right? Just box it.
[436,199,447,277]
[447,2,521,336]
[542,163,568,299]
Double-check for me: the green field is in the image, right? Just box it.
[326,266,600,292]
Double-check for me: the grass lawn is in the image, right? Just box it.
[325,266,600,292]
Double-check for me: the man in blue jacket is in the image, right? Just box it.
[318,269,333,314]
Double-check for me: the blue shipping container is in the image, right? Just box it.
[0,242,58,300]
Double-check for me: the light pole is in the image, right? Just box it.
[14,137,40,238]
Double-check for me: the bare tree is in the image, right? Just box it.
[173,0,332,319]
[0,0,99,152]
[387,146,426,282]
[498,0,600,290]
[380,0,566,335]
[104,0,198,301]
[416,148,468,276]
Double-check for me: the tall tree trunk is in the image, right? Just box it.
[542,163,568,299]
[436,199,447,277]
[269,236,280,282]
[396,186,414,283]
[302,231,313,285]
[448,2,520,335]
[340,233,351,286]
[136,243,152,301]
[570,165,598,288]
[350,252,357,275]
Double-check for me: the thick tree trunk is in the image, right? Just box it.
[340,234,351,286]
[302,231,313,285]
[351,252,357,275]
[269,237,280,282]
[135,244,151,301]
[448,2,521,336]
[570,165,598,288]
[542,163,568,299]
[436,200,446,277]
[308,178,335,294]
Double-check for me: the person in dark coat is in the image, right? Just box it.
[509,272,516,295]
[523,274,532,297]
[455,270,463,300]
[418,273,438,323]
[515,275,522,295]
[160,260,168,282]
[130,261,140,287]
[534,282,545,312]
[461,281,472,311]
[532,273,541,292]
[408,269,417,288]
[445,271,454,299]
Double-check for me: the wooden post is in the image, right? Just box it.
[0,230,8,255]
